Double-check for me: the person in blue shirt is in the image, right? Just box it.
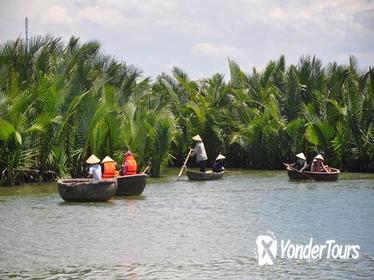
[212,154,226,173]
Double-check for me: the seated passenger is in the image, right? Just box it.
[122,151,137,176]
[212,154,226,173]
[101,156,118,179]
[311,154,329,172]
[291,152,308,172]
[86,154,102,180]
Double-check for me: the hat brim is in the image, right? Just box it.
[192,135,202,141]
[101,156,114,163]
[216,154,226,160]
[315,154,324,160]
[86,154,100,164]
[296,153,306,160]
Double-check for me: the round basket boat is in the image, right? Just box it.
[186,170,224,181]
[286,165,340,181]
[116,174,147,196]
[287,166,312,180]
[58,178,117,202]
[303,168,340,181]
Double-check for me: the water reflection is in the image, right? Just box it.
[113,195,146,201]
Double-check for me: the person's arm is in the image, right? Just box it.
[300,164,307,172]
[300,161,308,172]
[201,143,207,159]
[87,166,93,178]
[220,162,225,171]
[124,161,128,175]
[322,162,329,172]
[189,144,198,157]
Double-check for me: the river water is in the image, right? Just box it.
[0,170,373,279]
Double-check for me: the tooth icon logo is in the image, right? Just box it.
[256,232,277,265]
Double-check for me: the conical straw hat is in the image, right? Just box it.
[86,154,100,164]
[101,156,114,163]
[192,135,202,141]
[314,154,324,160]
[296,153,306,160]
[216,154,226,160]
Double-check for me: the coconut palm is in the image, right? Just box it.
[1,34,374,184]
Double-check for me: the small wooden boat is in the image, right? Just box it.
[304,168,340,181]
[58,179,117,202]
[186,170,224,181]
[286,165,340,181]
[116,174,147,196]
[287,166,312,180]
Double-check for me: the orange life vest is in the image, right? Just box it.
[124,156,137,175]
[102,161,116,178]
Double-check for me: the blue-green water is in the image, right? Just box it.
[0,170,373,279]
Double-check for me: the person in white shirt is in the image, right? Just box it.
[86,154,102,180]
[189,135,208,172]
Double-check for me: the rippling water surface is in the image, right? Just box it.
[1,170,373,279]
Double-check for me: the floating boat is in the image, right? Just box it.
[286,166,340,181]
[303,168,340,181]
[186,170,224,181]
[58,178,117,202]
[286,166,312,180]
[116,174,147,196]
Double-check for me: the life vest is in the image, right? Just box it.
[102,161,116,178]
[124,156,137,175]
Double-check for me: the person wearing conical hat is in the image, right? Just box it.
[189,135,208,172]
[291,152,308,172]
[101,156,118,179]
[86,154,102,180]
[311,154,329,172]
[212,154,226,173]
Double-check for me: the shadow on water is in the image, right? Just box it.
[113,195,146,201]
[57,200,115,207]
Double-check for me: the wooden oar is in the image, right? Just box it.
[141,166,150,174]
[177,149,192,180]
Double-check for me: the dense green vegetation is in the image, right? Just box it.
[0,35,373,184]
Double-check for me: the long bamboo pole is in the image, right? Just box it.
[177,149,193,180]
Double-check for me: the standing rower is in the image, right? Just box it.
[189,135,208,172]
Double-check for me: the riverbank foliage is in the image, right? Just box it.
[0,35,373,184]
